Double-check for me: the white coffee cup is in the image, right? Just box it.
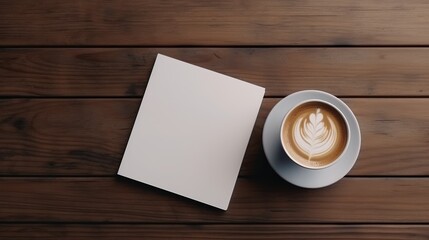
[280,98,351,169]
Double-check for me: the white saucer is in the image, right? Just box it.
[262,90,361,188]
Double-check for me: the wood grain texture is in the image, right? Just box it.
[0,99,138,176]
[1,48,429,97]
[2,1,429,46]
[0,99,428,176]
[0,224,428,240]
[2,0,429,237]
[0,177,428,223]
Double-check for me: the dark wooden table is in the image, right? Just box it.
[1,1,429,239]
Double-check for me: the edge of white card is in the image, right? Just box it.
[118,54,265,210]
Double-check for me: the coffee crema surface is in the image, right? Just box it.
[281,101,348,168]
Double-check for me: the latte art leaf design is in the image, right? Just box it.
[293,108,337,161]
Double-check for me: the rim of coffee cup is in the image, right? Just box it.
[279,97,351,170]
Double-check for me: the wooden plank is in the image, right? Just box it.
[1,48,429,97]
[1,98,428,176]
[0,99,137,176]
[2,1,429,46]
[0,224,428,240]
[0,178,428,223]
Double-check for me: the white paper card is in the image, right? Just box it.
[118,54,265,210]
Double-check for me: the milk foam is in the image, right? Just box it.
[291,108,338,161]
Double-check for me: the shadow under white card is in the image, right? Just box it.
[118,54,265,210]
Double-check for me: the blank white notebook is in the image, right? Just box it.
[118,54,265,210]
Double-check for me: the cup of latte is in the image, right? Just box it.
[280,99,350,169]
